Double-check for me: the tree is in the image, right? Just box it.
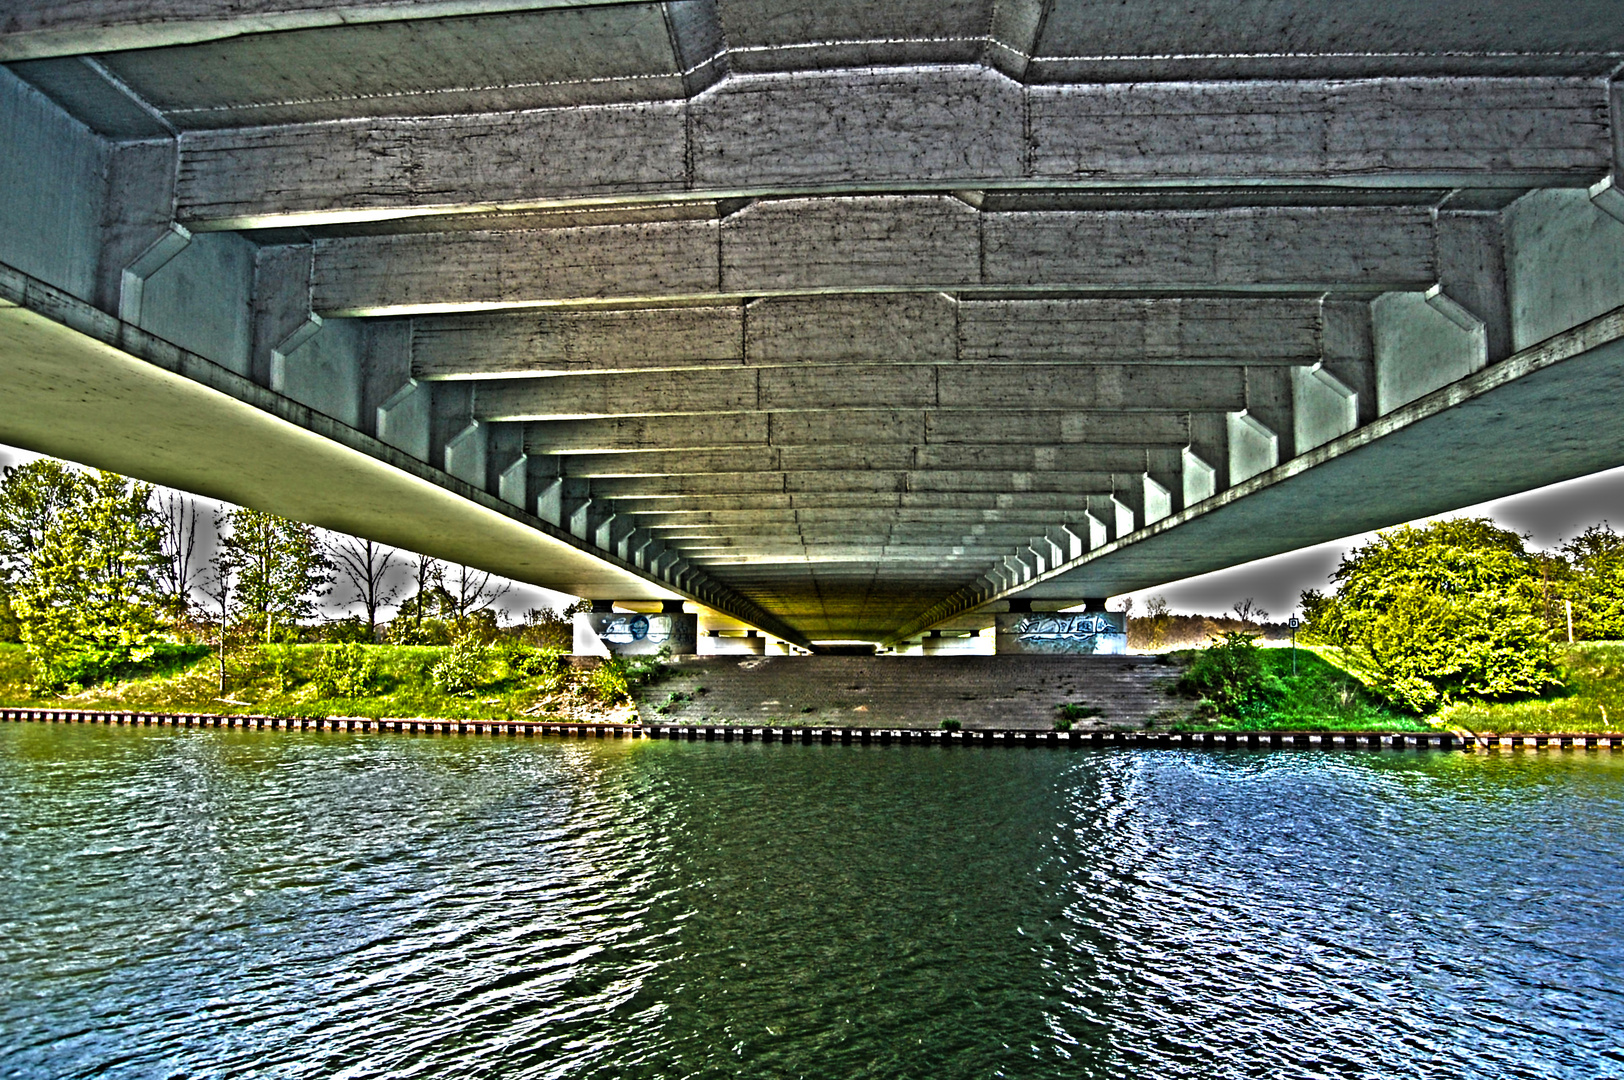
[1230,597,1269,624]
[1,466,168,685]
[214,507,333,643]
[0,460,83,586]
[1299,518,1558,713]
[1560,523,1624,639]
[326,533,401,638]
[443,562,511,635]
[389,554,451,643]
[154,490,205,615]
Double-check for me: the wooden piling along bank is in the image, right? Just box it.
[0,708,1617,752]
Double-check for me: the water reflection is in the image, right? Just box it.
[0,726,1619,1079]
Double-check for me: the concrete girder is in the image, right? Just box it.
[894,304,1624,641]
[409,295,1325,378]
[552,444,1178,477]
[0,1,658,61]
[523,410,1199,453]
[597,491,1189,513]
[172,71,1608,228]
[309,201,1438,315]
[581,470,1130,498]
[475,364,1253,421]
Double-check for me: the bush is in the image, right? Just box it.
[431,638,487,696]
[939,718,961,731]
[320,617,375,644]
[312,643,380,698]
[584,648,670,703]
[1300,518,1560,713]
[1177,632,1286,720]
[39,641,209,691]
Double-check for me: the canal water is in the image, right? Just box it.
[1,725,1620,1080]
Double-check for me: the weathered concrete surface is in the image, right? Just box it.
[636,655,1185,730]
[4,6,1624,645]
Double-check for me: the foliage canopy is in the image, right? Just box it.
[1299,518,1559,713]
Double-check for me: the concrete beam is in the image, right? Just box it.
[556,444,1174,477]
[176,72,1607,227]
[410,294,1325,377]
[901,305,1624,636]
[582,470,1125,499]
[0,1,649,60]
[311,201,1435,315]
[477,365,1250,421]
[524,410,1197,453]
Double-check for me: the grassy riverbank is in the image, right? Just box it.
[1443,642,1624,733]
[0,643,637,722]
[1164,641,1624,734]
[1165,645,1434,733]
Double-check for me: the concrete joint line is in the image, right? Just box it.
[117,223,191,324]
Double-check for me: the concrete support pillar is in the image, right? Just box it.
[444,421,487,489]
[603,515,637,557]
[1292,364,1359,453]
[1504,187,1624,353]
[575,606,698,655]
[487,423,526,506]
[562,480,593,539]
[1141,473,1173,525]
[1187,412,1230,498]
[1243,367,1295,463]
[96,140,182,320]
[1146,447,1184,517]
[1109,495,1135,539]
[1226,411,1279,484]
[1435,208,1512,365]
[1048,525,1084,562]
[1081,509,1110,550]
[995,609,1126,655]
[1321,299,1378,426]
[376,379,432,462]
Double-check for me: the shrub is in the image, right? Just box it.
[1300,518,1560,713]
[1057,702,1102,722]
[431,638,487,696]
[584,647,670,703]
[39,641,208,691]
[1177,631,1286,720]
[939,718,961,730]
[585,657,632,702]
[313,643,380,698]
[320,617,374,644]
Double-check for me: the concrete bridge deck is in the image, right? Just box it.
[3,1,1624,645]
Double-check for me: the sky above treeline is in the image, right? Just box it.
[5,440,1623,623]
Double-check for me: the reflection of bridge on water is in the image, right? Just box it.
[3,2,1624,651]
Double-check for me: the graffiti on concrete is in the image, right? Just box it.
[1001,612,1128,655]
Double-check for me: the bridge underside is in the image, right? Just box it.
[3,1,1624,644]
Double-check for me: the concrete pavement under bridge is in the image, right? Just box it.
[4,1,1624,648]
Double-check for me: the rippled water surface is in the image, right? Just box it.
[2,725,1621,1079]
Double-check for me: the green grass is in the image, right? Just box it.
[1444,642,1624,733]
[1168,645,1433,732]
[0,642,642,721]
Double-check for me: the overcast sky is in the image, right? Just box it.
[1117,465,1624,619]
[6,440,1622,622]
